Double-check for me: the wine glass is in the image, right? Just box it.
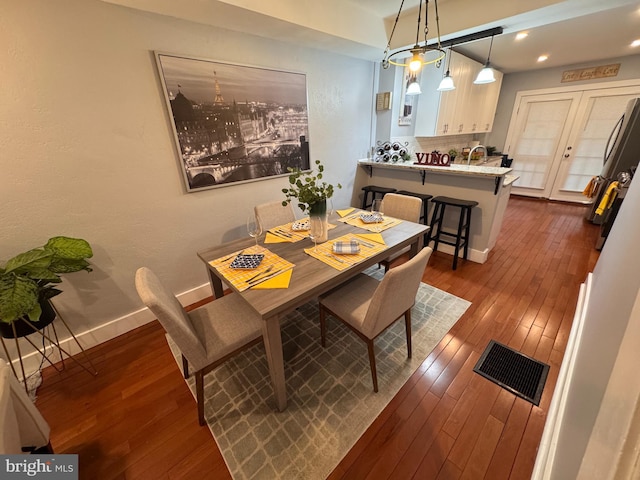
[247,214,263,248]
[371,199,384,231]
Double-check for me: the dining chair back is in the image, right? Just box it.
[0,361,52,454]
[319,246,433,391]
[381,193,422,223]
[379,193,424,271]
[135,267,263,425]
[255,201,296,231]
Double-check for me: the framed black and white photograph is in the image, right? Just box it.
[155,52,310,192]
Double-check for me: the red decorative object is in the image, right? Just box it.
[414,152,451,167]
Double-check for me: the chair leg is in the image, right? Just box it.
[405,310,412,359]
[182,354,190,379]
[195,370,205,426]
[367,340,378,393]
[319,305,327,348]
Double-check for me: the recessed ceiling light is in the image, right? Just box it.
[537,55,549,62]
[515,32,529,41]
[632,39,640,48]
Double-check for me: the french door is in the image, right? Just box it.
[505,84,640,203]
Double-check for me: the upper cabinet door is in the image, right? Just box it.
[413,51,503,137]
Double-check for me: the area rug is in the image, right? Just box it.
[167,267,470,479]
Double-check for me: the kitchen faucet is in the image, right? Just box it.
[467,145,487,165]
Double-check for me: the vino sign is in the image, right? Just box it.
[414,152,451,167]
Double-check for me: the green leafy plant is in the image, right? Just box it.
[0,236,93,324]
[448,148,459,158]
[282,160,342,214]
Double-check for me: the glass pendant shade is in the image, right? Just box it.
[406,79,422,95]
[409,51,423,72]
[437,71,455,91]
[474,63,496,84]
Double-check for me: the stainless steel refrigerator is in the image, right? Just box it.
[586,97,640,224]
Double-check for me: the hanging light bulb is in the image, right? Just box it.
[437,48,456,91]
[409,49,423,72]
[474,35,496,84]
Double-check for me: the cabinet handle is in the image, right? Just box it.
[564,154,570,158]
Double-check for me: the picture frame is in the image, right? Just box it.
[154,52,310,192]
[398,65,419,126]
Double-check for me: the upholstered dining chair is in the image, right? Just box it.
[135,267,264,426]
[379,193,423,271]
[0,361,52,454]
[255,200,296,231]
[318,246,433,392]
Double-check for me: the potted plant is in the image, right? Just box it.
[448,148,459,162]
[282,160,341,242]
[282,160,341,215]
[0,236,93,338]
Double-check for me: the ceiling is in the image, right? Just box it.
[349,0,640,73]
[103,0,640,74]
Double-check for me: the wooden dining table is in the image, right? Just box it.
[197,210,429,411]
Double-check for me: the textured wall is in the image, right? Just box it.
[0,0,375,340]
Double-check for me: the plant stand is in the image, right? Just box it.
[0,302,98,396]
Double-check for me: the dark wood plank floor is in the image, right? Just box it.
[34,196,600,479]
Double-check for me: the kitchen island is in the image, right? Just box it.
[354,159,518,264]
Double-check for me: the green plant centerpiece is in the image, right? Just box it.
[0,236,93,328]
[281,160,342,216]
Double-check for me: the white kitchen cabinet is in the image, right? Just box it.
[413,50,502,137]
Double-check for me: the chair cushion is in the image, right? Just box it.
[319,274,380,338]
[188,294,263,369]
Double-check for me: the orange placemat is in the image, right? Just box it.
[209,245,295,291]
[304,234,388,271]
[266,218,337,243]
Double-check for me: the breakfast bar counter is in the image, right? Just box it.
[354,159,518,264]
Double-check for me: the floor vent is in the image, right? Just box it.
[473,340,550,406]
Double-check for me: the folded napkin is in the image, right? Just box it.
[337,208,356,217]
[332,240,361,254]
[356,233,386,245]
[265,232,290,243]
[251,268,293,289]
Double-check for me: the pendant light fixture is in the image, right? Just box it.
[382,0,445,76]
[474,35,496,84]
[437,48,455,91]
[406,73,422,95]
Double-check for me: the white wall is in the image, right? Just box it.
[0,0,375,358]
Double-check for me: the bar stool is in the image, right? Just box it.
[428,196,478,270]
[361,185,397,210]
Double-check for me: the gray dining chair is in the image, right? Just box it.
[318,246,433,392]
[255,201,296,231]
[0,361,52,454]
[379,193,423,271]
[135,267,264,426]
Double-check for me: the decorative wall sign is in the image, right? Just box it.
[376,92,392,111]
[561,63,620,83]
[414,152,451,167]
[155,52,310,192]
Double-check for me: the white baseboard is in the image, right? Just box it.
[433,244,489,264]
[2,282,213,381]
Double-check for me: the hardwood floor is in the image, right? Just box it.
[34,196,600,479]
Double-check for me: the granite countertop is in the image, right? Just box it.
[358,159,513,178]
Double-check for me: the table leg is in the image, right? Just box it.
[206,267,224,299]
[261,314,287,411]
